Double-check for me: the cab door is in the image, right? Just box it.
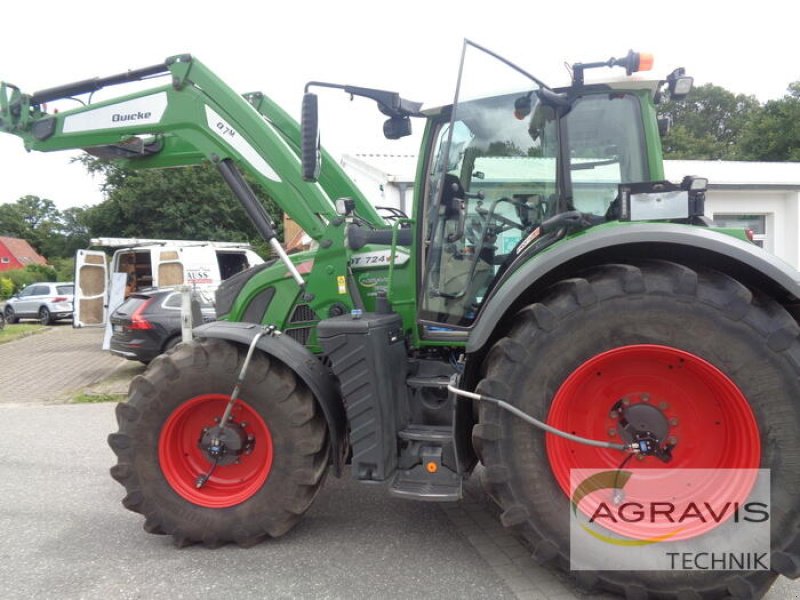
[74,249,108,327]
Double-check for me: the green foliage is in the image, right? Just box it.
[738,83,800,161]
[0,323,47,345]
[0,277,13,299]
[660,84,760,160]
[80,157,281,252]
[1,264,57,294]
[0,195,91,261]
[0,195,59,253]
[49,257,76,282]
[24,263,57,280]
[72,391,126,403]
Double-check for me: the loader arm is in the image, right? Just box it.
[0,54,378,238]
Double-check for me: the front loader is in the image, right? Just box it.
[3,42,800,599]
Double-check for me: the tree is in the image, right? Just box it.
[0,195,62,257]
[660,84,760,160]
[80,157,280,256]
[56,206,92,256]
[738,82,800,161]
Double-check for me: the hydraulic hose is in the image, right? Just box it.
[447,384,633,452]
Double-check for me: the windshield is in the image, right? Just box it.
[420,42,648,328]
[421,41,556,326]
[567,94,648,214]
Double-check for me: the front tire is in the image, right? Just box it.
[5,306,18,324]
[473,261,800,599]
[109,337,330,547]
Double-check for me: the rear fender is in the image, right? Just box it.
[193,321,347,476]
[468,223,800,355]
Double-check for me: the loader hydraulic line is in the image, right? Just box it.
[197,325,278,489]
[216,159,306,289]
[29,60,175,106]
[447,383,648,454]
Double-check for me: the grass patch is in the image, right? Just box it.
[72,391,127,403]
[0,323,47,344]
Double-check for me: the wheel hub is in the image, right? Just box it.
[612,397,673,462]
[198,422,253,466]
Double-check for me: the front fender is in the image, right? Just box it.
[193,321,347,476]
[468,223,800,354]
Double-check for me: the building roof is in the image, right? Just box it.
[0,236,47,266]
[341,153,418,183]
[664,160,800,188]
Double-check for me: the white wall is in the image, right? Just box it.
[706,189,800,269]
[344,155,800,269]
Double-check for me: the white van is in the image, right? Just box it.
[74,238,264,327]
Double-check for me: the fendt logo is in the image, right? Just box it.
[111,111,152,123]
[569,468,771,571]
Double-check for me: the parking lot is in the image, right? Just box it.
[0,326,797,599]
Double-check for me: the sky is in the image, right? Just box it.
[1,0,797,211]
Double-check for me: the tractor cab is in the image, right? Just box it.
[418,42,691,328]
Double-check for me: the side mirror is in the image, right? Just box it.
[383,116,412,140]
[301,92,321,182]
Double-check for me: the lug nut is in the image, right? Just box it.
[669,417,679,427]
[641,393,650,403]
[609,410,619,419]
[668,436,679,446]
[608,427,617,437]
[659,402,669,410]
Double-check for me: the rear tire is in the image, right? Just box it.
[473,261,800,599]
[39,306,51,325]
[108,337,330,547]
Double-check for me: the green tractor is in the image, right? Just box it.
[3,42,800,598]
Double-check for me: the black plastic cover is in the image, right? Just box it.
[317,312,407,482]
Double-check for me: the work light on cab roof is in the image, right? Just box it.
[570,50,693,100]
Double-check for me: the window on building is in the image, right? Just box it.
[713,214,767,249]
[1,257,9,264]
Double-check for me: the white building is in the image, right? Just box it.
[342,154,800,270]
[665,161,800,269]
[340,154,417,216]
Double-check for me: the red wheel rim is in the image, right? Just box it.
[159,394,273,508]
[546,345,760,540]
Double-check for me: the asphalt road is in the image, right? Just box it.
[0,403,522,600]
[0,328,798,599]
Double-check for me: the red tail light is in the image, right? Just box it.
[128,299,154,330]
[52,296,68,302]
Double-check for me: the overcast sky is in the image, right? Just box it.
[1,0,797,211]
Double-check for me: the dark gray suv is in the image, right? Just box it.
[4,282,74,325]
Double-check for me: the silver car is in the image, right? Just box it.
[4,282,74,325]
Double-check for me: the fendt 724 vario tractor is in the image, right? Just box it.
[3,42,800,598]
